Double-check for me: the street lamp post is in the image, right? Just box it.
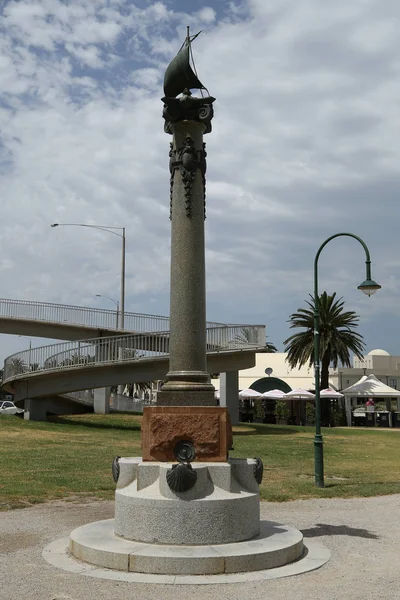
[313,233,381,488]
[95,294,119,329]
[50,223,125,330]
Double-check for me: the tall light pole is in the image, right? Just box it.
[313,233,381,488]
[50,223,125,330]
[95,294,119,329]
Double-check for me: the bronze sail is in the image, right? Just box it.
[163,32,205,98]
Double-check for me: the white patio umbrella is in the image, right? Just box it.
[239,388,262,399]
[261,389,286,400]
[283,388,315,400]
[320,388,344,399]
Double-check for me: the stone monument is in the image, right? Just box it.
[62,30,329,581]
[141,27,232,467]
[111,29,263,559]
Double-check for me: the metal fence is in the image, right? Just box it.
[0,297,170,332]
[63,390,94,406]
[109,394,153,413]
[3,324,266,382]
[64,390,153,413]
[0,297,228,333]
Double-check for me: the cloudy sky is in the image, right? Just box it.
[0,0,399,363]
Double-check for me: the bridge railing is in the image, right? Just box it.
[0,297,228,333]
[109,394,153,413]
[3,324,266,382]
[64,390,153,413]
[62,390,94,406]
[0,297,171,332]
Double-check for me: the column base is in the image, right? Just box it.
[157,388,216,406]
[113,458,259,545]
[158,370,216,406]
[66,459,309,577]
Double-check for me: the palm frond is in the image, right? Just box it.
[284,291,366,372]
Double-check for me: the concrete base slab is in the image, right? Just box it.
[43,534,330,585]
[68,519,306,576]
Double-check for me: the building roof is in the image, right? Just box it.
[250,376,291,394]
[367,349,391,356]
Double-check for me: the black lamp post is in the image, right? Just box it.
[313,233,381,488]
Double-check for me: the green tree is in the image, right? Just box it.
[8,357,27,377]
[234,327,277,352]
[284,292,365,425]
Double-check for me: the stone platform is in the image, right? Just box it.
[69,519,304,575]
[65,457,330,579]
[113,458,259,545]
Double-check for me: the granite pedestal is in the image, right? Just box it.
[114,458,259,545]
[68,458,306,576]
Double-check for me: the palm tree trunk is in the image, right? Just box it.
[320,352,331,426]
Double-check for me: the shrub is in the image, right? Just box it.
[330,403,347,426]
[305,402,316,425]
[254,398,265,423]
[275,401,290,423]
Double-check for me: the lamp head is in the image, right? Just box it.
[50,223,59,228]
[357,279,381,297]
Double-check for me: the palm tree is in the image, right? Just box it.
[284,292,365,424]
[259,339,278,353]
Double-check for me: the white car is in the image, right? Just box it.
[0,400,24,415]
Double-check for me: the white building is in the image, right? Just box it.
[337,349,400,391]
[212,348,400,395]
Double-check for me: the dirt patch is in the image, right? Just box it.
[0,429,68,441]
[232,426,255,434]
[0,493,110,512]
[0,531,42,553]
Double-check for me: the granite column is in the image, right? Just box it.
[157,110,215,406]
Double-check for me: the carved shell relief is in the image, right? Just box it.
[166,462,197,493]
[112,456,121,484]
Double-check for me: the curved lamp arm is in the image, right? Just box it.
[313,232,380,489]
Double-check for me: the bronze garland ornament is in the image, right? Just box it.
[169,134,207,218]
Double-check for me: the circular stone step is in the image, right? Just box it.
[69,519,304,576]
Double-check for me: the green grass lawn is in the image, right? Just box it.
[1,413,400,510]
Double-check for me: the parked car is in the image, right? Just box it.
[0,400,24,415]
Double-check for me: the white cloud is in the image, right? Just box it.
[197,7,216,23]
[0,0,399,362]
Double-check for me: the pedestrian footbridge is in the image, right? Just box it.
[1,298,266,421]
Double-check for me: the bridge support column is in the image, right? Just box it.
[94,387,110,414]
[219,371,239,426]
[24,398,47,421]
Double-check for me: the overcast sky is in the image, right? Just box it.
[0,0,399,363]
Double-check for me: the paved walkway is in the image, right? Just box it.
[1,494,399,600]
